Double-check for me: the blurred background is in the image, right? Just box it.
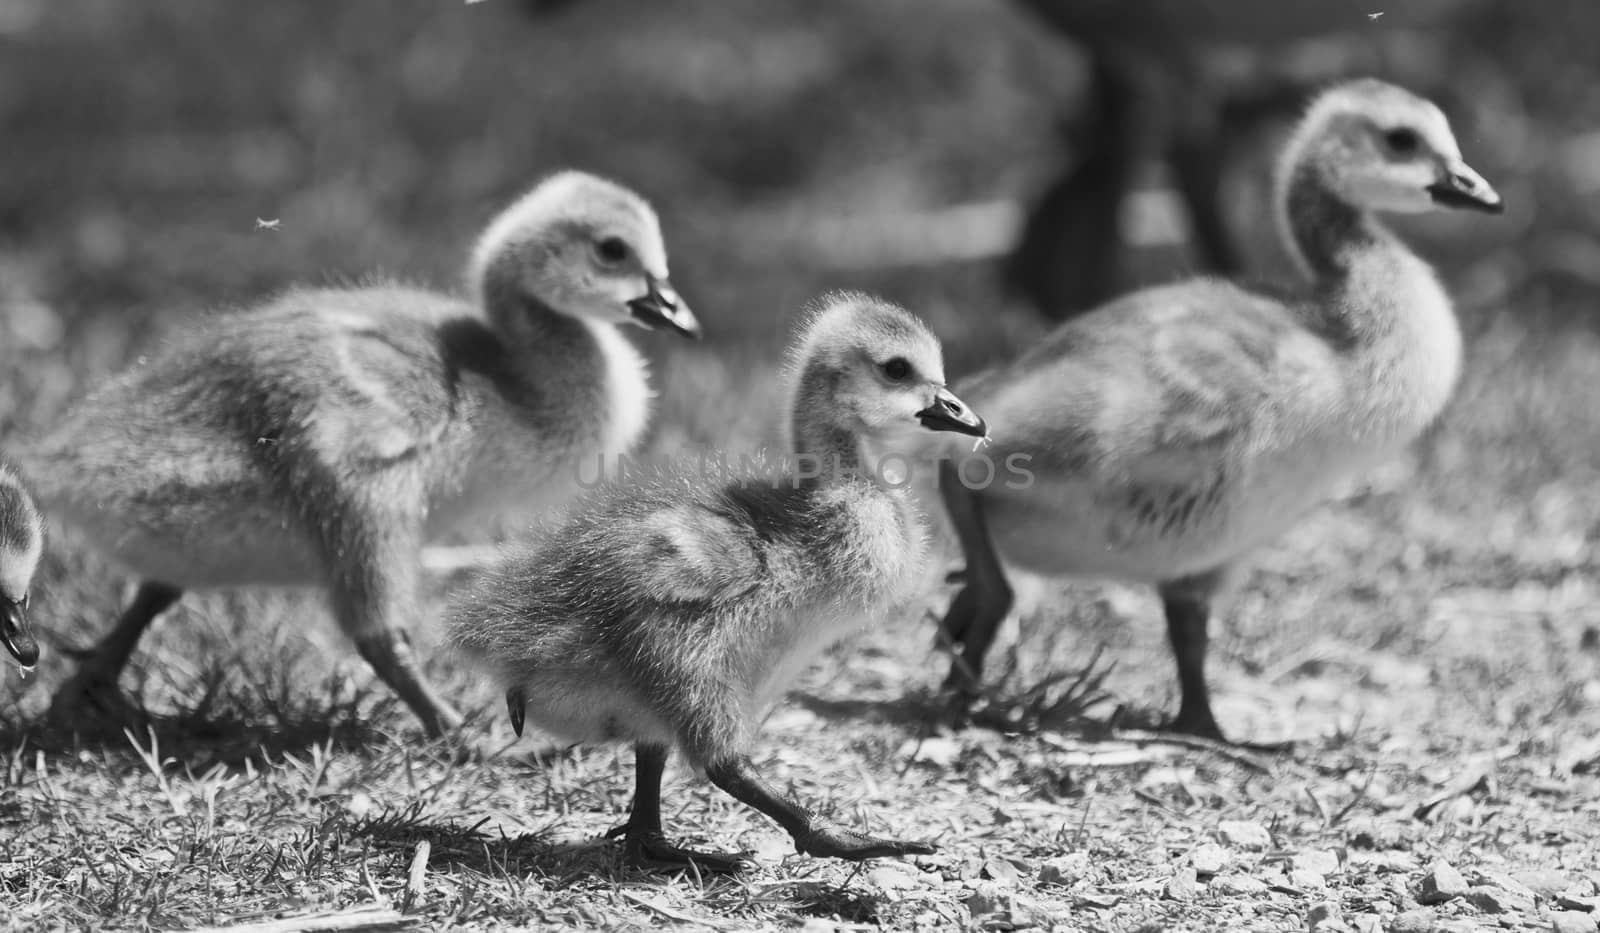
[2,0,1600,734]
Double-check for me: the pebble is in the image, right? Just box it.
[1190,842,1228,875]
[1037,852,1093,887]
[1211,873,1269,896]
[1165,867,1199,901]
[1514,869,1571,898]
[983,858,1022,886]
[1217,820,1272,851]
[1418,861,1469,904]
[1468,884,1535,914]
[1291,849,1342,878]
[969,882,1050,929]
[1289,868,1329,890]
[1306,901,1343,929]
[1551,911,1600,933]
[1392,908,1437,933]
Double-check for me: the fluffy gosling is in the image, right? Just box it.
[936,79,1502,743]
[22,171,700,735]
[449,292,986,872]
[0,462,42,670]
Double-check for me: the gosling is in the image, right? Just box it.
[0,462,42,670]
[450,292,986,872]
[20,171,700,736]
[935,79,1502,743]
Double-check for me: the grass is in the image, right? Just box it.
[4,0,1600,929]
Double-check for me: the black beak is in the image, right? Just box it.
[1,596,37,669]
[627,277,701,340]
[506,686,526,737]
[917,387,987,438]
[1427,160,1503,214]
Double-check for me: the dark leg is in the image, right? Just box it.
[617,744,748,874]
[49,581,183,724]
[351,627,462,738]
[937,460,1014,699]
[1168,114,1242,278]
[1156,573,1226,741]
[705,756,936,862]
[324,507,462,738]
[1004,50,1143,318]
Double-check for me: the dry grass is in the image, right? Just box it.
[4,0,1600,930]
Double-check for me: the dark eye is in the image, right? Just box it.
[881,357,912,382]
[595,237,630,264]
[1384,127,1421,156]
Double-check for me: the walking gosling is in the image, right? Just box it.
[450,293,986,872]
[0,462,42,670]
[22,171,700,736]
[936,79,1502,742]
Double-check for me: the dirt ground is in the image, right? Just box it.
[3,1,1600,930]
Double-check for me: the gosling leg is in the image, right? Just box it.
[326,510,462,737]
[49,581,183,725]
[706,756,936,861]
[619,744,749,874]
[937,460,1013,701]
[1157,572,1226,741]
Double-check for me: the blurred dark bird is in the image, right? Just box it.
[933,80,1502,743]
[450,292,985,872]
[0,462,42,670]
[18,171,700,736]
[1006,0,1483,319]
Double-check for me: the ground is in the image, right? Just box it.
[3,1,1600,930]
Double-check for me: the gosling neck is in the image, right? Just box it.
[476,263,609,414]
[1278,161,1436,347]
[789,368,867,492]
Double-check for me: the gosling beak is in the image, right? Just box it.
[627,277,701,340]
[1,596,38,669]
[1427,159,1503,214]
[917,387,987,438]
[506,686,526,737]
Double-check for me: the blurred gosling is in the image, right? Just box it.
[0,462,42,670]
[450,292,986,872]
[935,79,1503,743]
[21,171,701,736]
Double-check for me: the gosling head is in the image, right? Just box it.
[470,170,701,338]
[788,292,987,454]
[0,465,41,669]
[1286,79,1503,216]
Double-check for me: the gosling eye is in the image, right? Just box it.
[880,357,912,382]
[594,237,631,265]
[1383,127,1421,157]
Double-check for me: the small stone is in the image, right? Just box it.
[1346,816,1407,850]
[1551,911,1600,933]
[1291,849,1342,878]
[1418,862,1469,904]
[1513,869,1570,899]
[1211,873,1270,896]
[1218,820,1272,851]
[1468,884,1535,915]
[799,921,837,933]
[870,865,921,893]
[1289,868,1329,890]
[1556,889,1600,912]
[1306,901,1343,929]
[1165,867,1199,901]
[1190,842,1229,875]
[983,858,1022,886]
[1350,915,1385,933]
[1037,852,1094,887]
[1474,869,1540,900]
[1392,908,1437,932]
